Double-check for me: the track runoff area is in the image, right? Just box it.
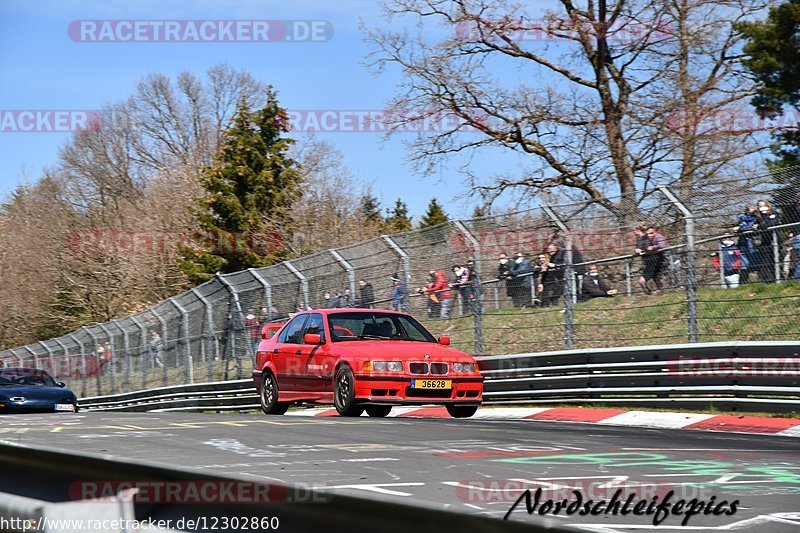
[2,411,798,532]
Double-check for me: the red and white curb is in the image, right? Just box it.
[287,406,800,437]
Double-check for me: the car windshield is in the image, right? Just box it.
[0,370,57,387]
[328,312,437,342]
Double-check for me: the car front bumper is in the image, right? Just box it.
[353,374,483,405]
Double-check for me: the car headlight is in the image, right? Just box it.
[365,360,403,372]
[452,362,475,373]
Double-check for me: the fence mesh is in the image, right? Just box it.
[2,166,799,396]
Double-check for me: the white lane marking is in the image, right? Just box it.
[776,425,800,437]
[596,411,716,428]
[319,482,424,496]
[471,408,550,419]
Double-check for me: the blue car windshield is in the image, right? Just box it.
[328,312,437,342]
[0,371,56,386]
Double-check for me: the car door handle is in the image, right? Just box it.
[273,349,278,354]
[295,350,302,355]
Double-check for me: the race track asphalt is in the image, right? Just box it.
[1,411,798,532]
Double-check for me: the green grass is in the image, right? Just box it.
[431,281,800,355]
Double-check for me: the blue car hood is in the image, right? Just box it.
[0,384,76,401]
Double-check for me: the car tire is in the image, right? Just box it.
[365,405,392,417]
[446,404,479,418]
[260,371,288,415]
[334,365,364,417]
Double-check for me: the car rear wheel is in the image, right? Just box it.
[260,372,288,415]
[446,405,479,418]
[334,366,364,417]
[365,405,392,417]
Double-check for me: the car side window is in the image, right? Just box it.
[302,313,326,343]
[278,315,308,344]
[397,316,429,341]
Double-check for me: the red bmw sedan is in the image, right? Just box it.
[252,309,483,417]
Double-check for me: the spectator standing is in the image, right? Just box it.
[343,288,355,307]
[755,200,780,283]
[580,263,618,299]
[391,275,409,312]
[713,237,744,289]
[497,253,513,305]
[509,252,533,307]
[358,279,375,308]
[424,269,452,319]
[451,262,476,314]
[245,311,260,351]
[149,330,163,368]
[734,204,759,283]
[636,226,669,293]
[536,252,562,307]
[788,233,800,280]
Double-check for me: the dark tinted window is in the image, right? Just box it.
[302,313,326,343]
[278,315,308,344]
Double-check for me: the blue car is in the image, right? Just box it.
[0,367,78,413]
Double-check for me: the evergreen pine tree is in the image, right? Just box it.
[419,198,449,228]
[383,199,413,233]
[360,193,383,224]
[180,90,301,283]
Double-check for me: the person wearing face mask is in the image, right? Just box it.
[509,252,534,307]
[755,199,780,283]
[713,238,745,289]
[536,251,563,307]
[580,264,618,299]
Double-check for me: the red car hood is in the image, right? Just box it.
[332,341,474,362]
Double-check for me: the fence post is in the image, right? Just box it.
[217,274,247,380]
[23,346,39,371]
[169,297,194,385]
[191,287,216,382]
[330,249,357,304]
[96,323,117,394]
[9,349,23,367]
[129,315,150,389]
[248,268,273,319]
[718,241,726,289]
[114,320,131,393]
[773,231,781,284]
[542,206,575,350]
[38,341,54,376]
[381,235,411,311]
[625,257,633,297]
[657,185,699,343]
[63,334,85,397]
[453,221,484,355]
[284,261,309,310]
[81,326,102,395]
[151,309,169,387]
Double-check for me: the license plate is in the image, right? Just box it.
[411,379,451,389]
[54,404,75,412]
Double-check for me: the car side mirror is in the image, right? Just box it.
[261,324,271,339]
[304,333,322,345]
[438,336,451,346]
[56,381,66,388]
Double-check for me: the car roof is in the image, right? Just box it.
[300,308,411,316]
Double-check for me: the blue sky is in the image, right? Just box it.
[0,0,528,219]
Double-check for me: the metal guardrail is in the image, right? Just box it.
[78,342,800,414]
[0,441,566,533]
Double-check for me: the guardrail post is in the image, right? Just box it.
[248,268,273,319]
[381,235,411,311]
[330,249,357,304]
[151,309,169,387]
[542,206,575,350]
[283,261,309,311]
[453,221,484,355]
[129,315,150,389]
[191,287,216,382]
[657,185,699,342]
[96,323,117,394]
[217,274,247,380]
[169,297,194,385]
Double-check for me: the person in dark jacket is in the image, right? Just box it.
[358,279,375,308]
[635,227,669,293]
[755,199,780,283]
[536,251,562,307]
[497,252,513,305]
[580,264,618,299]
[734,204,759,283]
[509,252,533,307]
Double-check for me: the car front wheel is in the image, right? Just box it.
[334,366,364,417]
[260,372,288,415]
[365,405,392,417]
[446,405,479,418]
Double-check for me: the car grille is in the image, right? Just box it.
[430,363,448,375]
[409,362,428,374]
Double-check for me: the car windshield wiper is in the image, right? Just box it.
[357,334,392,340]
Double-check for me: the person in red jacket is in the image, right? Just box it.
[418,269,452,319]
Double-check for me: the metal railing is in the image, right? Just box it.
[78,341,800,415]
[2,166,800,397]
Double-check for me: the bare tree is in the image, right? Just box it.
[367,0,769,220]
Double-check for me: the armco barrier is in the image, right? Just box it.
[78,341,800,414]
[0,441,565,533]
